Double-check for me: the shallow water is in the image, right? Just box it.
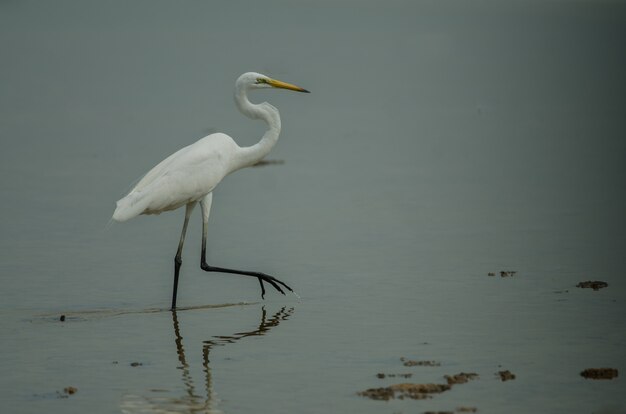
[1,1,625,413]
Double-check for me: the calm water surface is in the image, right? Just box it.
[1,1,625,413]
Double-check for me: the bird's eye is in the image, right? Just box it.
[256,78,267,84]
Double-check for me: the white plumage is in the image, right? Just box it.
[113,133,238,221]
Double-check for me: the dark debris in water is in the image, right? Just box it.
[487,270,517,277]
[580,368,618,380]
[497,370,516,381]
[358,383,451,401]
[377,373,413,379]
[358,386,395,401]
[59,315,66,322]
[63,386,77,395]
[33,386,78,400]
[576,281,608,291]
[130,362,143,367]
[360,371,478,402]
[425,409,477,414]
[444,372,479,385]
[401,357,440,367]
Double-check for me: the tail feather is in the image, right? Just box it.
[112,191,151,222]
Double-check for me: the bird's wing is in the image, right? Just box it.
[113,133,238,221]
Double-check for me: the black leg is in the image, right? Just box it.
[199,194,292,299]
[172,257,182,309]
[171,202,196,310]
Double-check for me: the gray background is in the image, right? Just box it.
[1,1,625,413]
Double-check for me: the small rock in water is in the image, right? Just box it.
[59,315,66,322]
[130,362,143,367]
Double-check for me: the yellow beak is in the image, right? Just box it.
[267,78,310,93]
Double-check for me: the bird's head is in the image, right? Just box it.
[238,72,310,93]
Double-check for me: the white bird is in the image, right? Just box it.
[113,72,309,309]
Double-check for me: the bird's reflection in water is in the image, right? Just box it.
[120,306,294,414]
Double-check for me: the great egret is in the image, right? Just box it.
[113,72,309,309]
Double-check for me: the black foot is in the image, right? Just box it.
[201,262,293,299]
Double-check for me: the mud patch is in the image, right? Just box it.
[359,383,451,401]
[360,372,478,401]
[497,370,516,381]
[401,357,440,367]
[377,373,413,379]
[487,271,517,277]
[63,386,77,395]
[580,368,618,380]
[576,281,608,291]
[444,372,479,385]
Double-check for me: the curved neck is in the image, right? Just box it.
[231,85,281,171]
